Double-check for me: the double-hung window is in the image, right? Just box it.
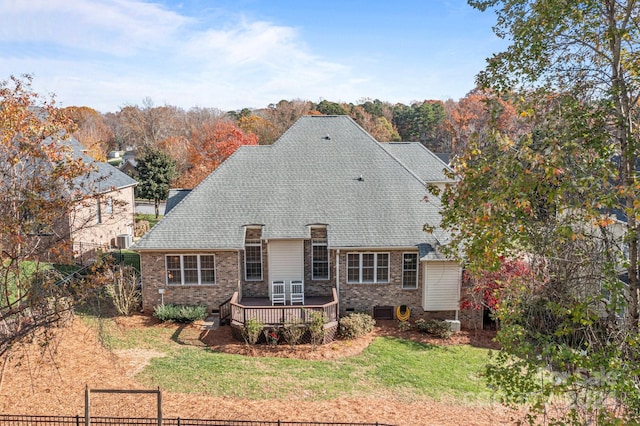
[347,253,389,283]
[245,239,263,280]
[166,254,216,285]
[312,239,329,280]
[402,253,418,289]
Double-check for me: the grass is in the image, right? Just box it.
[95,318,492,403]
[135,213,163,228]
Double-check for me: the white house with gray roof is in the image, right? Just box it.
[134,116,463,325]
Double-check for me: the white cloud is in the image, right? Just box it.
[0,0,191,56]
[0,0,363,111]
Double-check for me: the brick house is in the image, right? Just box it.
[133,116,465,326]
[68,138,138,261]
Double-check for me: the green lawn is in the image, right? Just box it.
[95,318,492,403]
[135,213,163,229]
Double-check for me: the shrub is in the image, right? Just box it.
[153,303,207,323]
[104,265,141,316]
[307,310,328,348]
[397,320,412,332]
[263,327,279,346]
[242,318,264,346]
[339,312,376,339]
[281,320,305,348]
[415,319,453,339]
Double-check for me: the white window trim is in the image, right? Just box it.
[105,197,113,215]
[346,252,389,284]
[165,254,216,286]
[312,239,330,280]
[402,252,419,289]
[244,240,263,281]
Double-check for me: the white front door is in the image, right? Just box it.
[268,240,304,296]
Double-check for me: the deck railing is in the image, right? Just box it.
[230,288,338,327]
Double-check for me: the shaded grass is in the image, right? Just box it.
[98,319,492,403]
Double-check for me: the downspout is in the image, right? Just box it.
[237,250,242,300]
[335,249,340,315]
[455,265,462,321]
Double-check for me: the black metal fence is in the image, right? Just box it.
[0,415,394,426]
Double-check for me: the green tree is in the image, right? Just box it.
[393,101,447,148]
[439,1,640,423]
[136,148,176,218]
[314,100,347,116]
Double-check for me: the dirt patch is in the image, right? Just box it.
[0,314,519,425]
[114,349,166,377]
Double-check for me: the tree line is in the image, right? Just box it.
[63,90,520,189]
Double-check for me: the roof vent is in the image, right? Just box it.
[357,175,364,181]
[323,134,331,140]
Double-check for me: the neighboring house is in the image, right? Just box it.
[133,116,465,326]
[68,138,138,260]
[120,158,138,178]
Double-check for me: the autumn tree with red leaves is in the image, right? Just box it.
[178,121,258,188]
[461,256,537,315]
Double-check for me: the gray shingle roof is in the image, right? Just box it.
[165,189,192,215]
[69,138,138,193]
[133,116,447,251]
[379,142,454,183]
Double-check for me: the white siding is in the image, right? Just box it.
[268,240,304,283]
[422,261,461,311]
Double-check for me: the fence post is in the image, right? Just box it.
[157,387,162,426]
[84,385,90,426]
[76,414,80,426]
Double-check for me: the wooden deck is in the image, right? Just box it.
[238,296,333,306]
[225,289,338,327]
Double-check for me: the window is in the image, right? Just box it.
[347,253,389,283]
[402,253,418,289]
[165,254,216,285]
[312,239,329,280]
[245,239,262,280]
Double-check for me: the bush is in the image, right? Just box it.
[263,327,279,346]
[104,265,141,316]
[414,319,453,339]
[153,304,207,323]
[397,320,412,332]
[307,310,328,348]
[339,312,376,339]
[242,318,264,345]
[281,320,305,348]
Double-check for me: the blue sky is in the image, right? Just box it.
[0,0,506,113]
